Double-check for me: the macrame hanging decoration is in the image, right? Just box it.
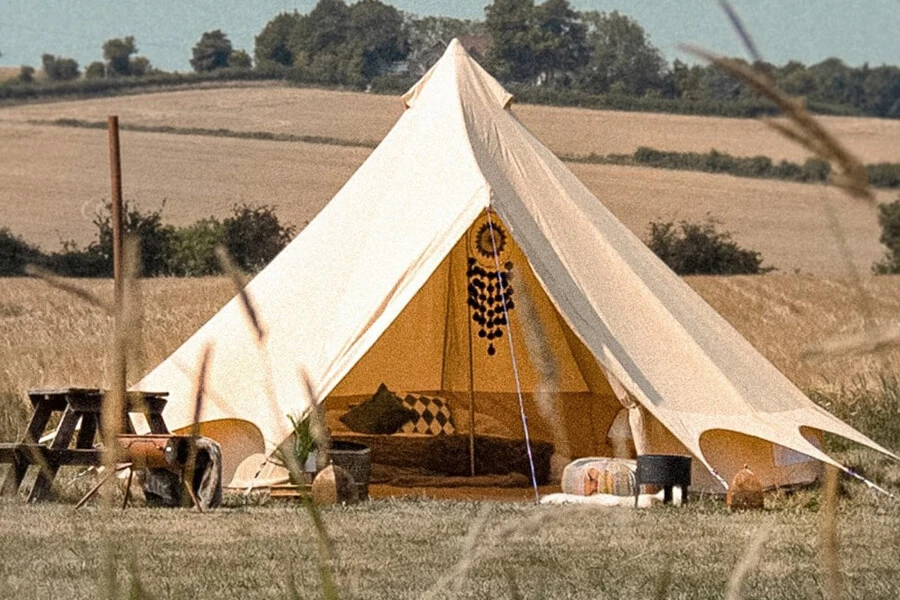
[467,214,515,356]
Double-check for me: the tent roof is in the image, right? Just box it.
[136,40,897,488]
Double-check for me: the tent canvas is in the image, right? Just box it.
[136,40,897,493]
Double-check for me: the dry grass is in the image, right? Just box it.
[3,274,900,434]
[0,496,896,600]
[0,277,233,401]
[3,85,898,163]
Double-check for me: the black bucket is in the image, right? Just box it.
[635,454,692,504]
[327,440,371,500]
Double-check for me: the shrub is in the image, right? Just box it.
[646,219,773,275]
[873,198,900,273]
[92,201,175,277]
[801,157,831,182]
[168,218,225,276]
[223,204,295,272]
[868,163,900,189]
[48,201,175,277]
[45,240,107,277]
[0,228,43,275]
[17,65,35,84]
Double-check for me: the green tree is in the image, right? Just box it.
[403,15,484,74]
[862,66,900,117]
[304,0,349,55]
[532,0,588,87]
[347,0,407,80]
[579,11,667,96]
[484,0,538,82]
[223,204,295,272]
[779,64,817,97]
[131,56,152,76]
[229,49,253,69]
[17,65,35,83]
[190,30,233,72]
[697,63,743,101]
[287,0,350,81]
[41,54,80,81]
[255,11,302,67]
[103,36,138,76]
[84,61,106,79]
[671,58,703,99]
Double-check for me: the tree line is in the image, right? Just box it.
[3,0,898,119]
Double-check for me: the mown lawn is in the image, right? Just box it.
[0,487,898,600]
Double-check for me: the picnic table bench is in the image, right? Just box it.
[0,387,169,502]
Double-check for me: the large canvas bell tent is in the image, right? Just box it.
[136,40,897,492]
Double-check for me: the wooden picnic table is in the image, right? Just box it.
[0,388,169,502]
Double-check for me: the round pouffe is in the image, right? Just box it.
[311,464,359,505]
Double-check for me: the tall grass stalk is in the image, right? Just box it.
[724,521,773,600]
[420,503,493,600]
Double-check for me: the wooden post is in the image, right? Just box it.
[108,115,124,304]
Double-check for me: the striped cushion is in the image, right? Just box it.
[400,394,455,435]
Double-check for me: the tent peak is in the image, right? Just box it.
[402,38,514,111]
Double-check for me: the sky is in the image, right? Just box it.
[0,1,897,72]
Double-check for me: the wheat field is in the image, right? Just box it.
[3,275,899,405]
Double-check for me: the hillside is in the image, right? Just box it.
[4,83,899,162]
[0,84,897,275]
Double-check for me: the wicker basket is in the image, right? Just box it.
[327,441,371,500]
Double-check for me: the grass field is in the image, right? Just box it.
[0,489,897,600]
[2,82,900,599]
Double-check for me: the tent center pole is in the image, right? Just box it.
[465,228,477,477]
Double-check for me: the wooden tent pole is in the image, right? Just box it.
[108,115,124,305]
[465,228,477,477]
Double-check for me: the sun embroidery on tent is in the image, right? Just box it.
[467,216,515,356]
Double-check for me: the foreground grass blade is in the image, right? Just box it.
[725,521,773,600]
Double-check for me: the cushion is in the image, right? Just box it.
[400,394,456,435]
[339,384,414,434]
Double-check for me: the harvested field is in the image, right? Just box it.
[0,121,369,250]
[2,84,898,163]
[0,120,893,274]
[3,275,900,406]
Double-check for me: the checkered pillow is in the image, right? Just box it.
[400,394,455,435]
